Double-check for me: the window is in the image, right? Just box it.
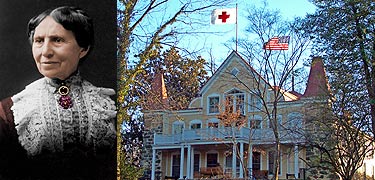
[190,120,202,129]
[249,94,262,112]
[288,112,303,129]
[268,151,275,175]
[172,154,180,177]
[207,153,218,167]
[250,115,262,129]
[172,121,184,134]
[194,154,200,172]
[231,68,239,76]
[225,154,240,169]
[253,152,261,171]
[225,89,245,115]
[191,123,201,129]
[268,114,283,129]
[207,118,219,128]
[208,96,220,114]
[268,151,281,175]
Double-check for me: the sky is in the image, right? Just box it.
[120,0,317,79]
[200,0,317,64]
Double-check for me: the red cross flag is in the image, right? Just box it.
[263,36,290,50]
[211,8,236,25]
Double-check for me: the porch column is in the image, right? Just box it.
[180,146,185,179]
[294,145,299,178]
[151,148,156,180]
[232,143,237,177]
[248,145,253,178]
[239,142,244,178]
[186,145,191,179]
[191,147,195,178]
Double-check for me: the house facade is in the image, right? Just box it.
[141,51,332,179]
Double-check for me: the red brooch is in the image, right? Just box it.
[58,84,73,109]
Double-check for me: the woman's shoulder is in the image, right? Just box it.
[11,78,45,104]
[0,97,13,123]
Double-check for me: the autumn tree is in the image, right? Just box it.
[226,3,310,179]
[116,0,233,179]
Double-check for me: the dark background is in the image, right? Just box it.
[0,0,117,100]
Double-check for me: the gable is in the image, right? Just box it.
[200,51,270,96]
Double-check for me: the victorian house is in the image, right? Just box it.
[141,51,331,179]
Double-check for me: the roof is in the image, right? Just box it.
[302,57,330,98]
[145,72,169,110]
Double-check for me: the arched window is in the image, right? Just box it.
[172,121,185,134]
[207,118,220,128]
[249,115,262,129]
[190,119,202,129]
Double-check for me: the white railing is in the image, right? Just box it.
[154,127,304,145]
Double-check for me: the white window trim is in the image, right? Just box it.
[170,152,181,176]
[172,121,185,134]
[224,89,246,115]
[207,94,221,115]
[189,119,202,129]
[231,67,239,76]
[206,150,219,167]
[193,152,202,172]
[267,150,282,176]
[249,115,262,129]
[207,118,220,128]
[249,93,262,112]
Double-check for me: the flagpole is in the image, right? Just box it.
[235,3,238,52]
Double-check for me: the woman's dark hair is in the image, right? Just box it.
[27,6,94,52]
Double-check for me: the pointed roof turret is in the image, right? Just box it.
[303,57,330,98]
[145,71,169,110]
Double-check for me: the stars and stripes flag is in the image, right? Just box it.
[263,36,290,50]
[211,8,237,25]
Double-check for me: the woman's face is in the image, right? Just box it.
[32,16,88,80]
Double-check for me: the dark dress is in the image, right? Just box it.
[0,92,116,179]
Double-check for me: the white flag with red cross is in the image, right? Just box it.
[211,8,237,25]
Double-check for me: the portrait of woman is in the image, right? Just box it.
[0,4,117,180]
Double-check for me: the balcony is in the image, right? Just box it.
[154,127,304,146]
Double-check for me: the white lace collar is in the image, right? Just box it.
[11,75,116,156]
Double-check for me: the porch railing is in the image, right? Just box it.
[154,127,304,145]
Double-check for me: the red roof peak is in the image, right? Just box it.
[303,57,330,98]
[145,71,169,110]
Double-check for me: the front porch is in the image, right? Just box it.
[150,142,305,180]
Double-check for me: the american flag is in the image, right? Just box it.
[263,36,290,50]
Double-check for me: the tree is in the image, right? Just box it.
[116,1,233,179]
[296,1,375,179]
[234,3,309,179]
[228,3,310,179]
[300,0,375,135]
[141,47,209,110]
